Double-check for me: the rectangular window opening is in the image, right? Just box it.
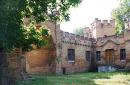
[86,51,91,62]
[120,49,126,60]
[68,49,75,62]
[96,51,101,61]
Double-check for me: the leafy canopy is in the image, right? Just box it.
[112,0,130,34]
[73,27,84,36]
[0,0,81,51]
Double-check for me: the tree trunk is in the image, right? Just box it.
[0,48,9,85]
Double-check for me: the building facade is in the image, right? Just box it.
[25,18,130,74]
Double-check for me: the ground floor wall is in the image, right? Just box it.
[24,41,130,75]
[24,35,130,74]
[60,43,91,74]
[22,41,130,75]
[96,42,130,69]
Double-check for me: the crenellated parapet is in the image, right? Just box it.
[95,34,127,46]
[61,31,92,46]
[94,18,115,28]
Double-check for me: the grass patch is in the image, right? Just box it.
[17,72,130,85]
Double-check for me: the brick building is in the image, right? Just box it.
[25,18,130,74]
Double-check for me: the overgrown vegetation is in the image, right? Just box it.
[112,0,130,34]
[73,27,84,36]
[0,0,82,51]
[0,0,82,85]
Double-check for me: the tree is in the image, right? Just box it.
[0,0,81,85]
[73,27,84,36]
[112,0,130,34]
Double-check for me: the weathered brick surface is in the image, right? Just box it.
[61,41,91,74]
[95,35,129,67]
[26,48,56,74]
[62,59,89,74]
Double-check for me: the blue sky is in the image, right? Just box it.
[60,0,120,33]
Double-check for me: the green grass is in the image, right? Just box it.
[17,72,130,85]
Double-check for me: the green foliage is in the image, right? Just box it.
[73,27,84,36]
[112,0,130,34]
[0,0,81,51]
[19,23,49,51]
[0,0,24,51]
[23,0,81,22]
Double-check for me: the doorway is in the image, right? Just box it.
[105,49,115,65]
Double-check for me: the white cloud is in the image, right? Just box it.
[60,0,120,33]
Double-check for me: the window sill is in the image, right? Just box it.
[120,60,126,62]
[68,60,75,63]
[68,60,75,64]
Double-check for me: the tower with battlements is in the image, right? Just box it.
[91,18,115,38]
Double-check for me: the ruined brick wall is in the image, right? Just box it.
[24,20,64,75]
[24,21,58,75]
[26,47,56,74]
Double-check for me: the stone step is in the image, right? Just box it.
[98,66,117,72]
[20,72,34,81]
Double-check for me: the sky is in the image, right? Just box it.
[60,0,120,33]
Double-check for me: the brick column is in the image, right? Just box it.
[55,24,62,75]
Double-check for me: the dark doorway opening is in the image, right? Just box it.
[62,67,66,75]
